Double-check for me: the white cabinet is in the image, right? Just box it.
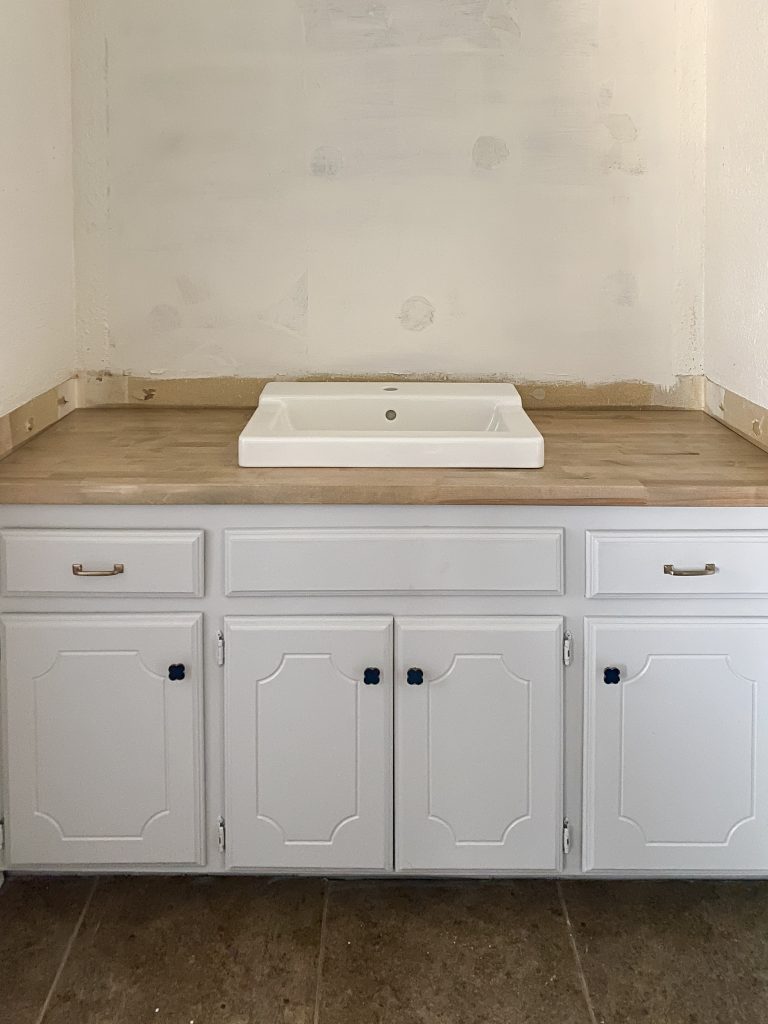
[2,614,203,866]
[224,616,393,870]
[584,618,768,872]
[5,505,768,880]
[395,617,563,871]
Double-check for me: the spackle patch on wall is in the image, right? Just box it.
[148,305,182,332]
[258,272,309,337]
[176,276,211,305]
[599,88,645,175]
[295,0,519,51]
[310,145,344,178]
[602,114,638,144]
[604,271,639,308]
[472,136,510,170]
[400,297,435,332]
[483,0,521,39]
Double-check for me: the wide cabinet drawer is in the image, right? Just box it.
[1,529,204,596]
[587,530,768,597]
[225,527,564,594]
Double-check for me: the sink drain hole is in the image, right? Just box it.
[385,409,397,421]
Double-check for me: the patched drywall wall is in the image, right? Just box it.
[705,2,768,409]
[0,1,76,417]
[74,1,707,386]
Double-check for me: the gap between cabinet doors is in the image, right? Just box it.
[220,614,567,875]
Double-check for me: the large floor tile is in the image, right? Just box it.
[317,880,592,1024]
[0,875,94,1024]
[562,881,768,1024]
[42,875,325,1024]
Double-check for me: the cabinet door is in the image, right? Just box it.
[584,618,768,872]
[395,617,563,872]
[224,617,392,870]
[2,614,203,866]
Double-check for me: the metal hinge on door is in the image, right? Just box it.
[0,818,5,853]
[562,818,571,855]
[217,816,226,853]
[563,631,573,667]
[216,630,225,667]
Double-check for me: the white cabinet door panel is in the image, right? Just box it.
[584,618,768,872]
[224,616,392,870]
[2,614,203,866]
[396,617,563,872]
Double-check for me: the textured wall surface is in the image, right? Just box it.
[705,2,768,408]
[0,1,75,417]
[74,0,707,386]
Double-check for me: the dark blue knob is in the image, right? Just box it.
[604,667,621,685]
[168,664,186,681]
[363,668,381,686]
[407,668,424,686]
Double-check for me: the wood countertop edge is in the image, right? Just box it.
[2,483,768,506]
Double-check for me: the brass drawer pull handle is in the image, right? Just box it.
[663,563,717,578]
[72,563,125,577]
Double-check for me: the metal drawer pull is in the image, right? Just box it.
[663,563,717,578]
[72,562,125,577]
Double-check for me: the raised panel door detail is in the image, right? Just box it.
[34,651,169,840]
[396,617,563,872]
[584,618,768,872]
[2,614,203,866]
[428,655,531,843]
[224,617,392,870]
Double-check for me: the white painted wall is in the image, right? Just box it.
[705,3,768,408]
[74,1,707,387]
[0,1,76,417]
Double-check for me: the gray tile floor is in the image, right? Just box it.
[1,876,767,1024]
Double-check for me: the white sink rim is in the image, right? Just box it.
[238,382,544,469]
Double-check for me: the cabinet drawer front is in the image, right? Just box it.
[1,529,204,596]
[226,528,563,595]
[587,531,768,598]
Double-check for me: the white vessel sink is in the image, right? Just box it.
[238,382,544,468]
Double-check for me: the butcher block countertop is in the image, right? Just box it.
[0,407,767,506]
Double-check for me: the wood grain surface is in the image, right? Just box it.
[0,407,766,506]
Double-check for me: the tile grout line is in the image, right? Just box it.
[557,881,600,1024]
[34,878,99,1024]
[312,878,331,1024]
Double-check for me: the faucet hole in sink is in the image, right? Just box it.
[385,409,397,421]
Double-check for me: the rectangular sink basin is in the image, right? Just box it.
[238,382,544,468]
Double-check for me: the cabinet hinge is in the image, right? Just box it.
[216,630,225,667]
[0,818,5,853]
[217,816,226,853]
[563,631,573,667]
[562,818,571,856]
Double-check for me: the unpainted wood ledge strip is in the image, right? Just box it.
[78,370,704,411]
[3,372,768,460]
[0,377,80,460]
[705,378,768,454]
